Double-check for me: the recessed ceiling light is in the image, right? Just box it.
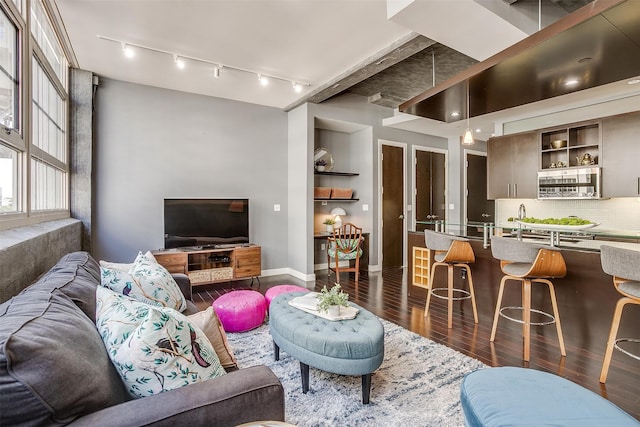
[628,79,640,85]
[564,79,579,86]
[475,128,481,133]
[451,112,460,117]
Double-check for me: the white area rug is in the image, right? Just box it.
[226,318,486,427]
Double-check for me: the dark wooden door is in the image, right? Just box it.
[415,150,446,232]
[382,144,404,268]
[467,153,494,237]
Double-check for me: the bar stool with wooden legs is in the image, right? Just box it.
[599,245,640,383]
[423,230,478,329]
[490,236,567,362]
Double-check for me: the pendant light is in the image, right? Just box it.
[462,80,474,145]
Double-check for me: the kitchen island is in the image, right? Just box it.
[408,230,640,374]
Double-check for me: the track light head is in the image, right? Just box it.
[121,43,134,59]
[173,54,185,69]
[258,74,269,86]
[292,82,302,93]
[213,66,221,78]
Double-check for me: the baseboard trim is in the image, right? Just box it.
[261,268,315,282]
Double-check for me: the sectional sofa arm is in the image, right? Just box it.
[172,273,192,301]
[68,365,285,427]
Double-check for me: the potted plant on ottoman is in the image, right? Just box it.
[317,284,349,317]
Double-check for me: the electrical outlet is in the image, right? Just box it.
[320,243,326,251]
[274,204,280,211]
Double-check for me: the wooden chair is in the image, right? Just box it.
[490,236,567,361]
[327,223,363,283]
[599,245,640,383]
[424,230,478,329]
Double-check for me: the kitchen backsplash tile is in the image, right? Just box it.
[495,198,640,231]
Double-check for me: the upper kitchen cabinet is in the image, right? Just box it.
[601,111,640,198]
[487,131,538,199]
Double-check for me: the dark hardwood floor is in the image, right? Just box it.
[192,268,640,420]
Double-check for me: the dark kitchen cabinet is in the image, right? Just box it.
[601,111,640,197]
[487,131,538,199]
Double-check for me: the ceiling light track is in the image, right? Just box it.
[97,35,310,91]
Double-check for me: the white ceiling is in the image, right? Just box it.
[54,0,639,139]
[54,0,525,108]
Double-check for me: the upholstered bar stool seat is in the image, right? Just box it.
[599,245,640,383]
[461,367,639,427]
[424,230,478,329]
[490,236,567,361]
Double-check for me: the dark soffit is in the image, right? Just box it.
[400,0,640,122]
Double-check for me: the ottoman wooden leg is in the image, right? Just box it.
[273,341,280,361]
[362,373,372,404]
[300,362,310,393]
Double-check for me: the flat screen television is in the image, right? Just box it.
[164,198,249,249]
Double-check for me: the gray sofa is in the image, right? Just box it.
[0,251,285,426]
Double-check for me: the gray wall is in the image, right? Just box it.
[94,78,289,269]
[288,93,455,273]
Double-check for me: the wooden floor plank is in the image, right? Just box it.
[193,269,640,420]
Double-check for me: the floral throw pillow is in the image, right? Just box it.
[187,307,238,371]
[99,250,157,272]
[96,287,226,398]
[100,252,186,312]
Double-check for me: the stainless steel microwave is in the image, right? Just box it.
[537,167,601,199]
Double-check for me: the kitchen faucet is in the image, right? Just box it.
[516,204,526,241]
[518,203,526,220]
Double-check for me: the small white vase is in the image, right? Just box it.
[316,165,325,172]
[326,224,334,233]
[327,305,340,317]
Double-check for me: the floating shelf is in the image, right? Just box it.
[314,198,359,202]
[314,171,359,176]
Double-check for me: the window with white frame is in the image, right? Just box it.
[0,0,70,228]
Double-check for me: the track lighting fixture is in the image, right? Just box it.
[98,35,309,93]
[121,42,134,59]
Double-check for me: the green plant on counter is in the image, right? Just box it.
[518,216,592,225]
[317,284,349,313]
[323,217,336,225]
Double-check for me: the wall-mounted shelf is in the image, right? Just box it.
[314,198,359,202]
[540,122,600,170]
[314,171,359,176]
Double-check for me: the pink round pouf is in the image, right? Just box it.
[265,285,309,310]
[212,290,266,332]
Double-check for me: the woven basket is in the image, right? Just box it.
[331,188,352,199]
[314,187,332,198]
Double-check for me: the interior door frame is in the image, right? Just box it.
[378,140,407,268]
[411,146,448,232]
[463,149,487,231]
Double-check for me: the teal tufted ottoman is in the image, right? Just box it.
[269,292,384,404]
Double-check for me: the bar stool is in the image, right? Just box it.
[599,245,640,383]
[424,230,478,328]
[490,236,566,361]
